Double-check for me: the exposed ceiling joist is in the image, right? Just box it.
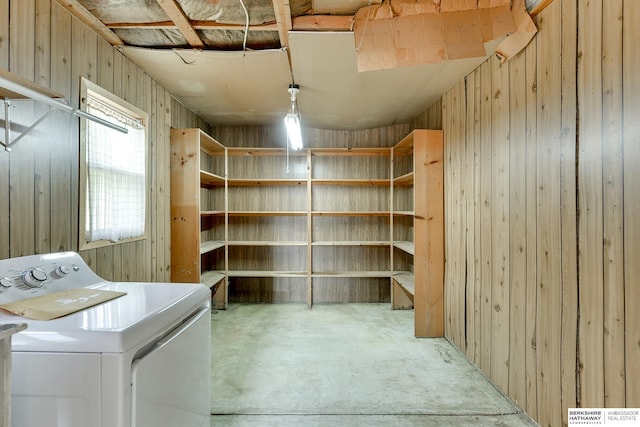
[55,0,124,46]
[154,0,204,48]
[272,0,293,51]
[106,15,353,32]
[292,15,352,31]
[106,20,278,31]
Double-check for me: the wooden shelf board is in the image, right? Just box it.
[228,179,306,186]
[393,272,415,297]
[228,211,307,217]
[201,210,225,217]
[312,241,391,246]
[393,172,414,185]
[200,240,225,254]
[310,147,391,156]
[199,131,225,155]
[200,270,226,288]
[312,211,390,217]
[394,241,415,255]
[228,240,308,246]
[312,271,392,278]
[312,178,390,186]
[228,270,307,277]
[393,132,415,153]
[0,68,64,99]
[227,147,306,156]
[200,170,225,187]
[393,211,414,217]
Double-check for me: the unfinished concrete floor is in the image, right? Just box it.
[210,304,537,426]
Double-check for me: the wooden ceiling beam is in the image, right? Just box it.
[106,15,353,32]
[107,20,278,32]
[154,0,204,48]
[292,15,353,31]
[55,0,124,46]
[272,0,293,50]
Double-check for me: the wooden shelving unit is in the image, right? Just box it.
[225,146,311,306]
[170,128,227,308]
[170,129,443,322]
[309,147,391,305]
[390,129,444,337]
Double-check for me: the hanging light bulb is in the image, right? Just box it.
[284,84,303,150]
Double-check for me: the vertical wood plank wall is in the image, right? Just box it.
[0,0,211,281]
[416,0,640,425]
[2,1,639,425]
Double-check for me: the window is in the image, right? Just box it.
[79,78,148,250]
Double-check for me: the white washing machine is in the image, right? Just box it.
[0,252,211,427]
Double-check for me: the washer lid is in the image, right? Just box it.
[2,282,210,353]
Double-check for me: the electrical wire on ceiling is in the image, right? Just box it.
[239,0,250,54]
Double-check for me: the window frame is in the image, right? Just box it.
[78,77,149,251]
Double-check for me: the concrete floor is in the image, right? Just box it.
[210,304,537,426]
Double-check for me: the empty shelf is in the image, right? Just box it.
[312,271,392,278]
[393,272,415,297]
[394,241,415,255]
[200,170,225,187]
[312,211,390,217]
[310,147,391,156]
[312,241,391,246]
[228,270,307,277]
[312,178,389,186]
[200,240,225,254]
[228,179,306,186]
[201,210,225,217]
[393,172,414,185]
[228,241,308,246]
[227,147,306,156]
[392,211,414,217]
[200,270,226,288]
[228,211,307,217]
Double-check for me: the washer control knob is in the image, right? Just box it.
[0,277,12,288]
[54,265,70,277]
[22,268,47,288]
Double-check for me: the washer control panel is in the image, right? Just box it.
[0,252,104,305]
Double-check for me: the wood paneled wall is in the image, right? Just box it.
[425,0,640,425]
[0,0,210,281]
